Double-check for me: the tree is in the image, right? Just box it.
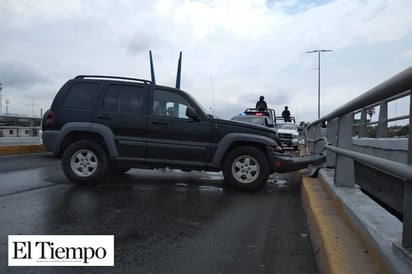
[366,107,375,120]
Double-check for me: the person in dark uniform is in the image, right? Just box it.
[256,96,267,111]
[282,106,291,122]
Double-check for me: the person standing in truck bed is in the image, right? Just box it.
[256,95,267,111]
[282,106,291,122]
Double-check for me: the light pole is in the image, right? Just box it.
[306,49,332,119]
[0,83,2,115]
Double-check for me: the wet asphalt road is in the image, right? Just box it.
[0,153,317,274]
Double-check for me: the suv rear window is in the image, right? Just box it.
[102,84,146,115]
[64,82,100,109]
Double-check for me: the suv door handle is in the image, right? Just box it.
[152,120,168,125]
[97,115,112,120]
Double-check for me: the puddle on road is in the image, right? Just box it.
[174,182,224,192]
[266,172,302,192]
[268,178,289,189]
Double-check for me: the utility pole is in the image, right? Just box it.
[5,99,9,115]
[306,49,333,119]
[0,83,2,115]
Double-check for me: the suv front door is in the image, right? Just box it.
[147,88,212,167]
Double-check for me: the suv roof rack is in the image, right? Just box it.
[74,75,152,85]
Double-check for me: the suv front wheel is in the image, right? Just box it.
[62,140,108,185]
[223,146,270,191]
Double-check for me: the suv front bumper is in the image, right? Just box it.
[272,152,325,173]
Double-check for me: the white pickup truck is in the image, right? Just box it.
[275,118,299,150]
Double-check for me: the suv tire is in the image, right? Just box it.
[62,140,109,185]
[223,146,269,191]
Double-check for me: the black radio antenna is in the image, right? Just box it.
[175,51,182,89]
[149,50,156,84]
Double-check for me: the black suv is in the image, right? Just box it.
[42,75,323,190]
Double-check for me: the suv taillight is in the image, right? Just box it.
[46,110,56,130]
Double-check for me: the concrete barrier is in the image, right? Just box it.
[302,168,412,273]
[0,144,45,155]
[0,137,45,155]
[353,138,408,164]
[0,136,42,146]
[301,171,382,273]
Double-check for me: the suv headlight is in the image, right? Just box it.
[274,145,283,153]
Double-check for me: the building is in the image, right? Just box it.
[0,115,41,137]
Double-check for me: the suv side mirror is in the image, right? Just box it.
[186,107,200,121]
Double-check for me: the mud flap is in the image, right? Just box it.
[273,153,325,173]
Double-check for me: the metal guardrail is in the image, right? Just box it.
[305,66,412,248]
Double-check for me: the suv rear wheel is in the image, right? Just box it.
[62,140,108,184]
[223,146,269,191]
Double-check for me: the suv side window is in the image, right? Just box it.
[152,89,191,119]
[64,82,100,109]
[102,84,146,115]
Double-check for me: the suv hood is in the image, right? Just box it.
[218,118,273,131]
[216,118,278,140]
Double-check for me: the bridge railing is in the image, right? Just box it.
[305,66,412,248]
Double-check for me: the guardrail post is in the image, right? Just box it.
[402,95,412,248]
[306,126,315,154]
[334,113,355,187]
[314,123,323,154]
[404,180,412,248]
[377,101,388,138]
[359,109,367,137]
[326,118,337,167]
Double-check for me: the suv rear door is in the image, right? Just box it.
[50,80,103,128]
[95,82,149,159]
[146,88,212,167]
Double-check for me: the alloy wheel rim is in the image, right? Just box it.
[70,149,98,177]
[231,155,260,184]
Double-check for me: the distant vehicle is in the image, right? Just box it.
[231,115,274,128]
[243,108,276,124]
[275,122,299,150]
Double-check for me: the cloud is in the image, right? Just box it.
[0,62,47,88]
[0,0,90,30]
[1,0,411,121]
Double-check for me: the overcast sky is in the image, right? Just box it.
[1,0,411,122]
